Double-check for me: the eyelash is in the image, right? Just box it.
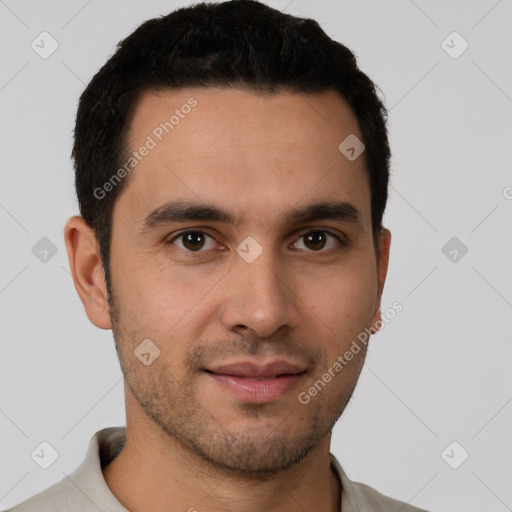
[165,229,346,256]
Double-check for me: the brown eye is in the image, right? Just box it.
[293,230,341,252]
[169,231,216,252]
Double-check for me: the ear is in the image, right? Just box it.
[370,228,392,333]
[63,216,112,330]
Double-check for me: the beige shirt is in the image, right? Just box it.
[9,427,429,512]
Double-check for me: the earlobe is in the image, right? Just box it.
[370,228,392,333]
[63,216,112,330]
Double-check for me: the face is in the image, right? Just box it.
[106,87,389,478]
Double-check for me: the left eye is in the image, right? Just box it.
[167,229,342,253]
[292,230,341,252]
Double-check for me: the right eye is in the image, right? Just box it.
[166,230,220,254]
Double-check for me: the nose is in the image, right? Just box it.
[220,245,301,338]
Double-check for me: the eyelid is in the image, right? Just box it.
[293,226,346,242]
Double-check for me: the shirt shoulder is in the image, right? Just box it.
[7,427,128,512]
[330,453,431,512]
[6,476,99,512]
[347,480,430,512]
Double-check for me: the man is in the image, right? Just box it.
[10,1,429,511]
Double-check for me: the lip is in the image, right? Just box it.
[206,372,306,403]
[206,360,306,378]
[205,360,307,403]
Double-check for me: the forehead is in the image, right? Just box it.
[116,87,371,230]
[128,86,362,151]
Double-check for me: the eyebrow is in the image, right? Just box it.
[139,199,363,233]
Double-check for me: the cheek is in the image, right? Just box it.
[110,258,180,341]
[301,257,378,348]
[117,267,215,363]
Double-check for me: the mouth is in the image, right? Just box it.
[205,373,300,380]
[203,360,307,403]
[206,359,307,378]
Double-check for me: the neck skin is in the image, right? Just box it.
[102,388,342,512]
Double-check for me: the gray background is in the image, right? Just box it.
[1,1,511,511]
